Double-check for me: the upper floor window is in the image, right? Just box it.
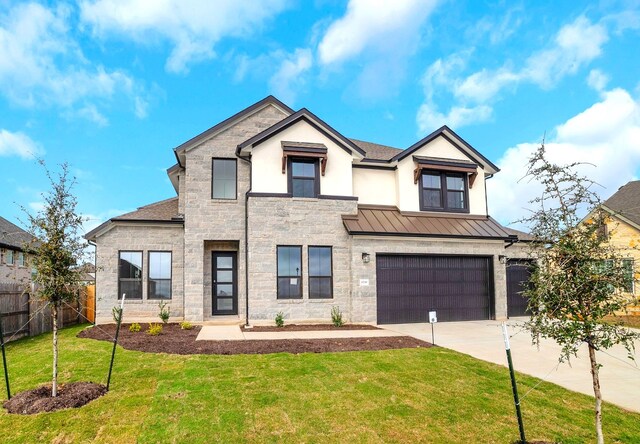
[17,252,25,267]
[289,159,319,198]
[420,171,468,212]
[119,251,143,299]
[5,249,14,266]
[212,158,237,199]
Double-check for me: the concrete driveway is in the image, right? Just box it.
[381,319,640,413]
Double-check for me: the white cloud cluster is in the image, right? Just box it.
[80,0,289,74]
[487,87,640,229]
[0,129,43,159]
[417,16,610,133]
[268,49,313,105]
[0,2,146,124]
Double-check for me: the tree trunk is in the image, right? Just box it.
[52,303,58,398]
[588,343,604,444]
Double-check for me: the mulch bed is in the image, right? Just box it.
[242,323,379,332]
[78,323,431,355]
[4,382,107,415]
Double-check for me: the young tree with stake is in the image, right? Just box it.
[521,145,639,444]
[23,161,86,397]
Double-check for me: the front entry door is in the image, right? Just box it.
[212,252,237,315]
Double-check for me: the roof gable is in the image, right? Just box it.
[237,108,366,158]
[602,180,640,228]
[0,216,33,250]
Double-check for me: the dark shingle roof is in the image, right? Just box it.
[503,227,535,242]
[349,139,403,161]
[0,216,33,250]
[603,180,640,227]
[112,197,180,221]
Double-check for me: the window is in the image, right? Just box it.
[309,246,332,299]
[17,252,25,267]
[623,259,634,293]
[5,249,14,266]
[148,251,172,299]
[118,251,142,299]
[212,158,237,199]
[289,159,319,197]
[277,246,302,299]
[420,171,468,212]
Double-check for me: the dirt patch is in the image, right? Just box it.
[242,323,379,332]
[4,382,107,415]
[78,323,431,355]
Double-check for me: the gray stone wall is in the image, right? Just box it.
[94,223,184,324]
[247,197,357,324]
[0,250,31,285]
[182,104,289,321]
[350,237,508,323]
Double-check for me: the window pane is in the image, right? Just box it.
[217,256,232,269]
[217,298,233,311]
[278,277,301,298]
[216,284,233,297]
[278,247,301,276]
[447,191,465,209]
[623,259,634,292]
[120,280,142,299]
[309,277,332,299]
[309,247,331,276]
[217,270,233,282]
[423,173,441,189]
[292,161,315,178]
[213,159,235,180]
[446,175,464,191]
[149,279,171,299]
[212,159,236,199]
[424,190,442,208]
[292,178,315,197]
[119,252,142,279]
[149,252,171,279]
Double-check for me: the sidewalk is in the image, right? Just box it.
[196,325,404,341]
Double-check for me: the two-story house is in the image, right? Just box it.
[0,216,33,285]
[86,96,528,325]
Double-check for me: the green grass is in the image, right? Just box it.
[1,325,639,443]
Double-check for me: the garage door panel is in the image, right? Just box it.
[376,255,493,324]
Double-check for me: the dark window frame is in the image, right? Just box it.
[147,251,172,300]
[277,245,303,299]
[308,246,333,299]
[211,157,238,200]
[419,170,470,213]
[118,250,143,300]
[287,157,320,198]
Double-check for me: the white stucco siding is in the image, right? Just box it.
[396,136,488,215]
[251,120,354,196]
[353,168,397,206]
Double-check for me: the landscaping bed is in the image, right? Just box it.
[78,323,430,355]
[242,323,379,332]
[4,382,107,415]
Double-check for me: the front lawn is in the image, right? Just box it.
[1,325,639,443]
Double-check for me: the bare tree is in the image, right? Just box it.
[22,161,85,397]
[521,145,639,444]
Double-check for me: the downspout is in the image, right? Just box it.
[238,155,252,327]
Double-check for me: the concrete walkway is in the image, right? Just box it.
[381,319,640,413]
[196,325,404,341]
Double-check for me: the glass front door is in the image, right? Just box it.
[212,252,237,315]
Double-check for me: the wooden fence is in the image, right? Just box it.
[0,283,91,342]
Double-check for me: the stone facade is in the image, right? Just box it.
[94,223,184,324]
[0,249,31,285]
[247,197,357,324]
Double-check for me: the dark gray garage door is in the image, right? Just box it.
[376,255,493,324]
[507,259,533,317]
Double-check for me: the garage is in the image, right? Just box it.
[506,259,533,317]
[376,255,494,324]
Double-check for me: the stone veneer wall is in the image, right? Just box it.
[95,224,184,324]
[350,237,509,323]
[183,104,289,321]
[247,197,357,324]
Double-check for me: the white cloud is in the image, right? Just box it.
[587,69,609,92]
[0,2,147,120]
[0,129,43,159]
[487,87,640,230]
[417,16,612,133]
[417,103,492,133]
[268,48,313,105]
[80,0,289,74]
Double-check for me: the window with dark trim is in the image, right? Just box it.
[420,171,469,212]
[288,158,319,197]
[277,246,302,299]
[212,158,237,199]
[5,249,14,266]
[148,251,172,299]
[309,246,332,299]
[118,251,142,299]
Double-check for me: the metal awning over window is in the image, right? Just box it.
[282,141,328,175]
[412,155,478,186]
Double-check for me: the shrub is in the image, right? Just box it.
[129,323,141,333]
[112,306,122,323]
[331,306,344,327]
[275,311,285,328]
[158,302,170,324]
[147,323,163,336]
[180,321,193,330]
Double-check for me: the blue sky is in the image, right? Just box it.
[1,0,639,233]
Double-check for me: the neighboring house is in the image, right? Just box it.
[596,180,640,298]
[86,96,530,325]
[0,216,33,285]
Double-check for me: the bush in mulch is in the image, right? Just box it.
[4,382,107,415]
